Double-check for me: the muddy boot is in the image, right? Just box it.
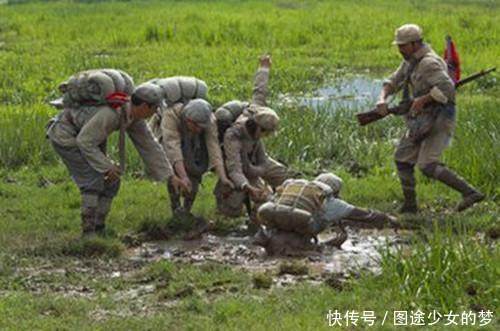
[430,165,485,212]
[167,181,182,215]
[81,208,97,236]
[95,197,113,235]
[396,162,418,214]
[182,195,196,214]
[80,194,99,236]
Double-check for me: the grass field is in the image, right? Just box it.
[0,0,499,329]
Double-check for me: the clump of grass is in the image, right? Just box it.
[380,223,498,311]
[143,260,174,284]
[278,261,309,276]
[252,272,273,289]
[159,284,196,301]
[136,217,171,241]
[62,236,124,258]
[144,25,160,42]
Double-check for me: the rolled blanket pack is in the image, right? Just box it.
[149,76,208,106]
[58,69,134,108]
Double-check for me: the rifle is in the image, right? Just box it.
[356,67,496,126]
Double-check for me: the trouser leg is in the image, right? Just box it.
[396,161,418,213]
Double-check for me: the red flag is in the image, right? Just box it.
[443,35,461,83]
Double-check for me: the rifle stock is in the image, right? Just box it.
[356,67,496,126]
[356,101,412,126]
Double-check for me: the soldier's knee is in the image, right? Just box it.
[396,161,413,172]
[103,178,121,198]
[419,162,440,178]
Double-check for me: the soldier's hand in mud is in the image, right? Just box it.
[259,54,271,69]
[169,175,188,194]
[376,99,389,116]
[246,185,264,201]
[104,165,121,183]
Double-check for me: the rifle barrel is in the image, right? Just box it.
[456,67,496,88]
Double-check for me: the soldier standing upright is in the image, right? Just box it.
[376,24,484,213]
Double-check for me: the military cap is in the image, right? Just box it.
[393,24,423,45]
[184,99,213,129]
[314,173,343,195]
[254,107,279,132]
[133,83,165,108]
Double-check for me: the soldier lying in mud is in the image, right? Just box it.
[254,173,398,256]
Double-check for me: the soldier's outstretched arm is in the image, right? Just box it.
[344,207,398,229]
[251,54,271,106]
[206,115,233,188]
[76,107,119,174]
[126,119,174,182]
[223,129,249,189]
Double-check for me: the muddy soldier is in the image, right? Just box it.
[376,24,484,213]
[214,55,290,223]
[255,173,398,255]
[155,96,233,217]
[47,72,185,235]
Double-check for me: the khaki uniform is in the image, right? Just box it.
[159,102,224,211]
[47,104,173,231]
[48,105,172,179]
[255,178,393,254]
[214,67,289,216]
[385,42,482,212]
[384,44,456,167]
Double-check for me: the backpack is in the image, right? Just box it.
[147,76,208,141]
[58,69,134,109]
[214,100,251,143]
[148,76,208,106]
[257,179,332,236]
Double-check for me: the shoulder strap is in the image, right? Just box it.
[402,56,425,100]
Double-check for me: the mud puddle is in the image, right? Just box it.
[128,227,409,286]
[278,74,385,112]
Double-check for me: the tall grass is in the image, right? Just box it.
[380,223,499,311]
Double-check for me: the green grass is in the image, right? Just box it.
[0,0,499,329]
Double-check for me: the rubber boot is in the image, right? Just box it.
[81,194,98,236]
[95,197,113,235]
[432,166,485,212]
[167,181,182,216]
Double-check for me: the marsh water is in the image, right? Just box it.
[129,227,410,286]
[278,74,385,112]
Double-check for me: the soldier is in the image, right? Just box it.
[155,96,233,217]
[213,55,290,224]
[47,81,186,235]
[376,24,484,213]
[255,173,397,255]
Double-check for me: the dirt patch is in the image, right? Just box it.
[128,227,409,286]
